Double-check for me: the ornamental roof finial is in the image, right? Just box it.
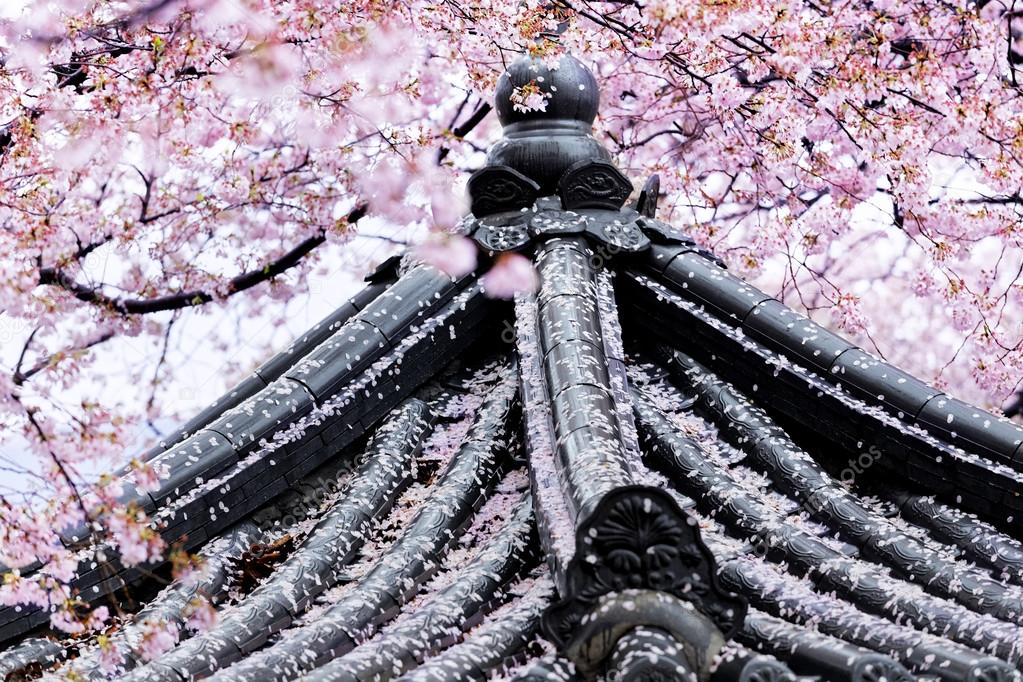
[493,54,599,129]
[478,54,620,199]
[461,55,688,254]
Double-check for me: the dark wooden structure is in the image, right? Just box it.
[2,55,1023,682]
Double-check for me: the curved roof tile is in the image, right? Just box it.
[3,54,1022,682]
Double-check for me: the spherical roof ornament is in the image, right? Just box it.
[482,54,616,196]
[493,54,600,128]
[463,53,695,259]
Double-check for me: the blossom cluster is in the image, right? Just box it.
[0,0,1022,633]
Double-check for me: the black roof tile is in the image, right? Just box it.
[6,54,1023,682]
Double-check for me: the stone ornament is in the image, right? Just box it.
[558,160,634,211]
[467,165,540,217]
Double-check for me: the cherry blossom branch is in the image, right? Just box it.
[37,205,368,315]
[437,101,492,163]
[145,317,176,435]
[15,397,93,532]
[13,331,116,386]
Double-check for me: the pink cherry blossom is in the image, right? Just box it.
[0,0,1021,639]
[130,459,168,494]
[185,596,218,633]
[107,508,165,566]
[136,618,179,661]
[97,633,126,673]
[510,83,550,113]
[414,234,478,278]
[831,293,870,336]
[481,253,539,299]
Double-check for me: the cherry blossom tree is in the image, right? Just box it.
[1,0,1023,635]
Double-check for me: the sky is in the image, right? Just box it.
[0,0,29,19]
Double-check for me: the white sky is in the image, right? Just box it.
[0,0,29,19]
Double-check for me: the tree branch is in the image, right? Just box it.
[13,331,116,386]
[38,204,367,315]
[437,102,492,163]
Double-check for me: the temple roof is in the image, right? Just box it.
[2,55,1023,682]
